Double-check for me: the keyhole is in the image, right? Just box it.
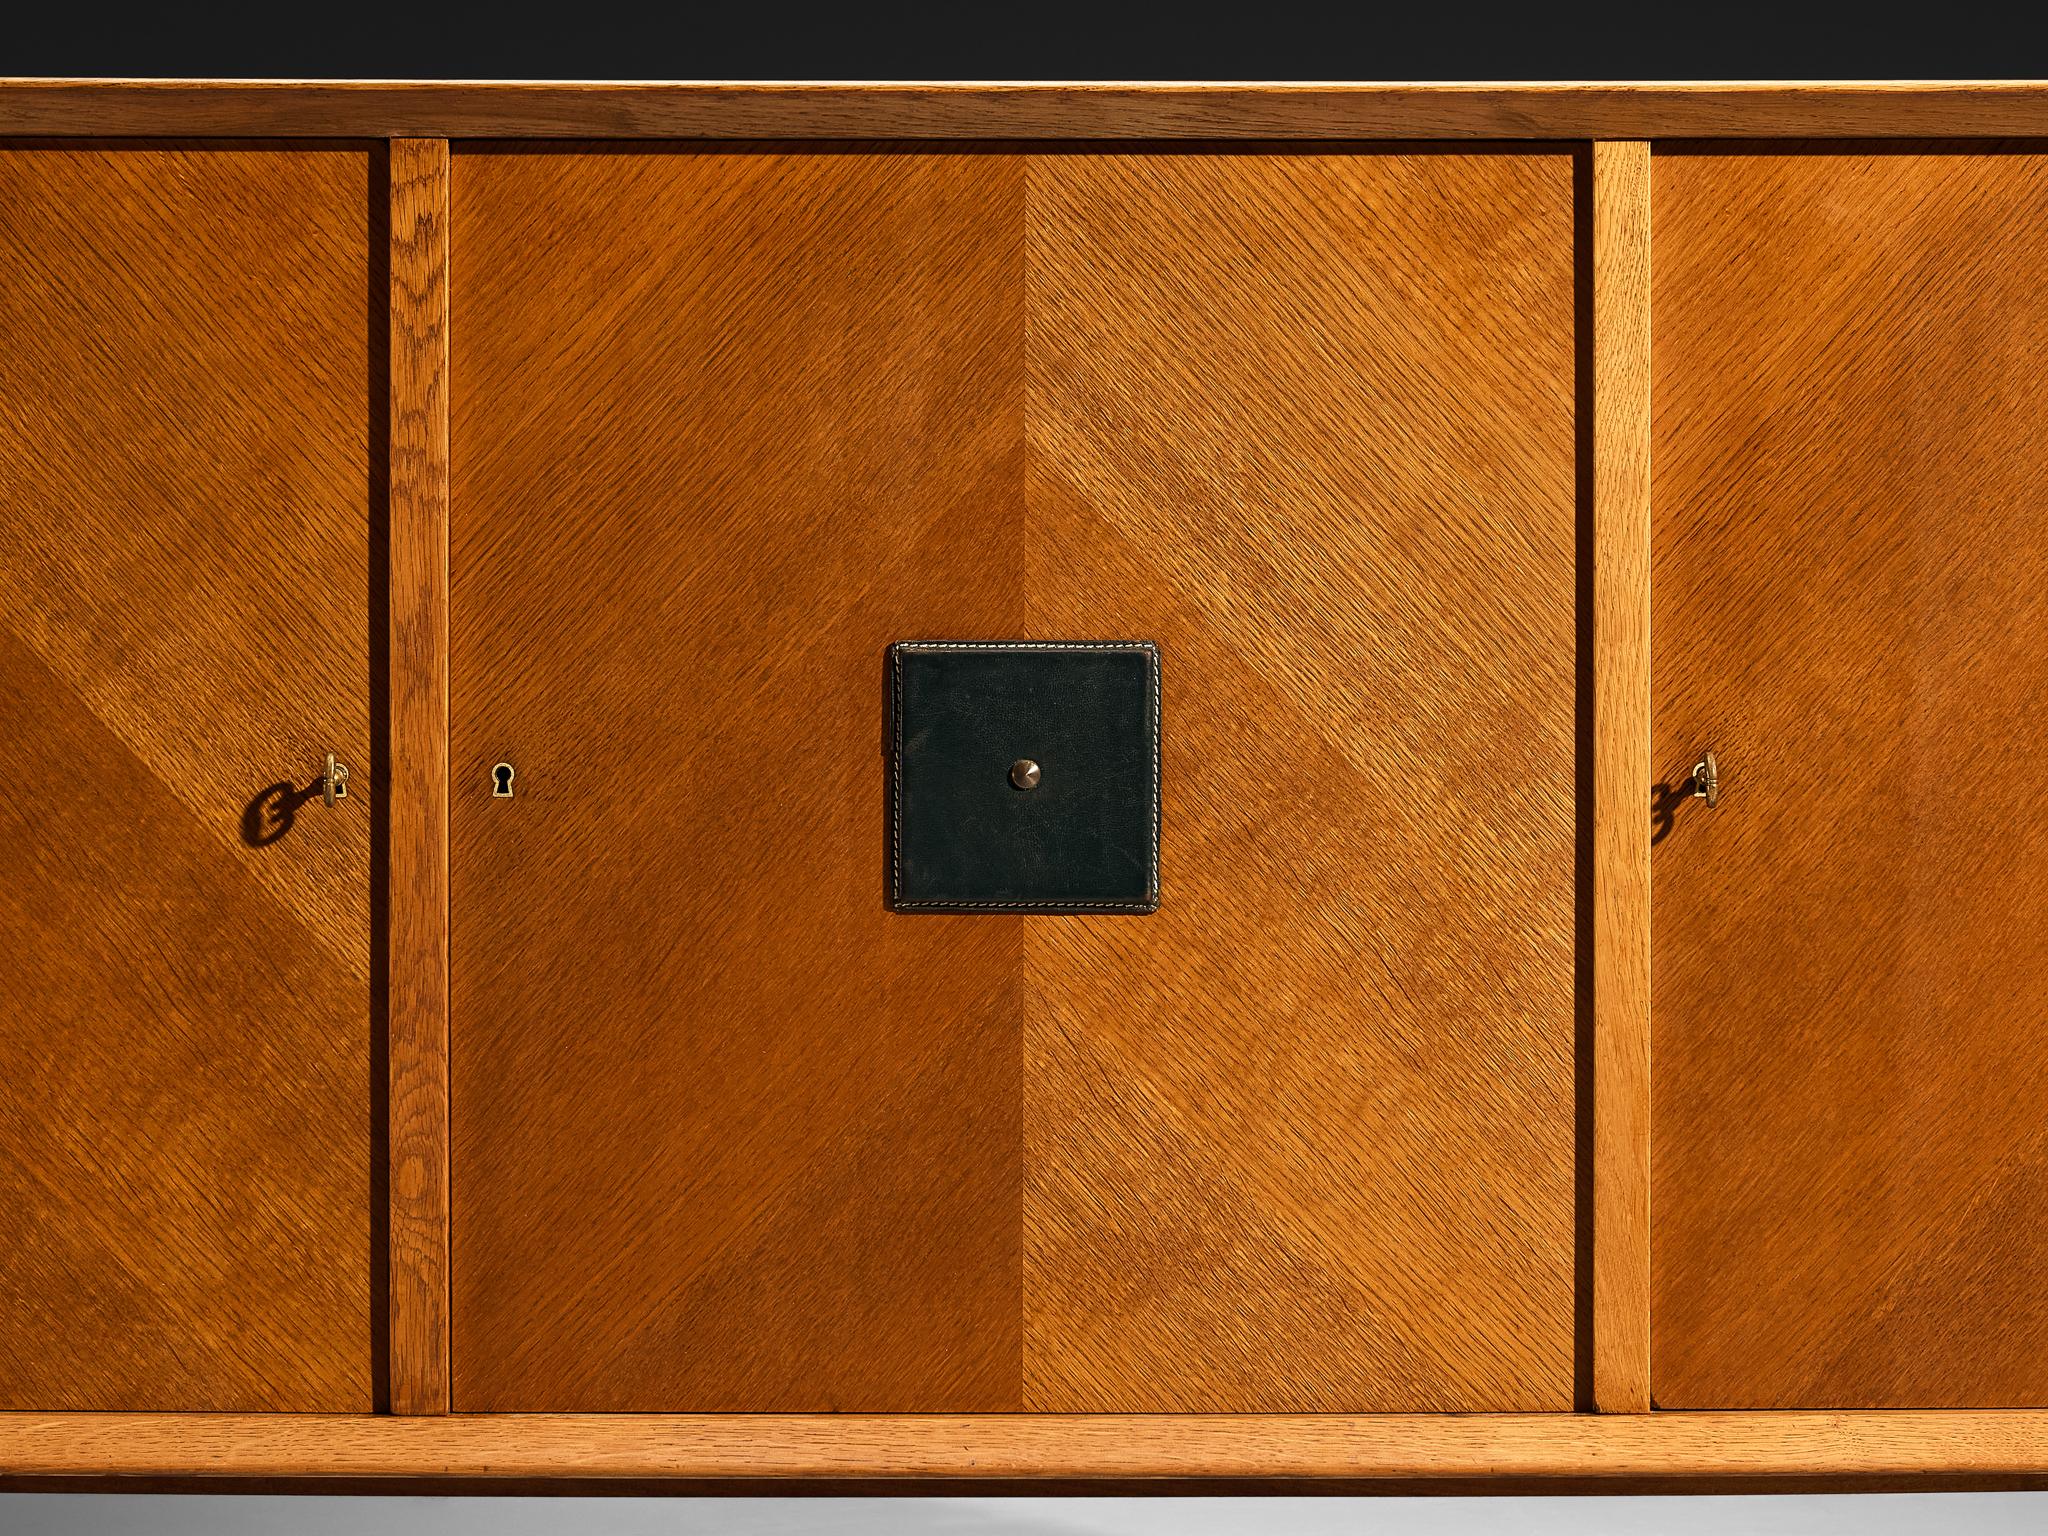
[492,762,516,798]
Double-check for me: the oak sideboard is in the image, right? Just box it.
[6,79,2048,1490]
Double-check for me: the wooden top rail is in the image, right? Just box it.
[3,80,2048,139]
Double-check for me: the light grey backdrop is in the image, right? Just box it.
[3,1495,2048,1534]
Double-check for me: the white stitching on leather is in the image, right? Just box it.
[890,640,1161,914]
[891,645,905,905]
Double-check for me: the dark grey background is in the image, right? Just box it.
[6,5,2048,81]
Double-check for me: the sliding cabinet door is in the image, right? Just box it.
[0,143,380,1410]
[448,145,1579,1412]
[1654,147,2048,1407]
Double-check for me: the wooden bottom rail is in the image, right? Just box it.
[6,1413,2048,1483]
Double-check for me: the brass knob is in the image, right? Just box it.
[1010,758,1041,791]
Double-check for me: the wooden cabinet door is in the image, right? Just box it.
[0,145,378,1410]
[1653,149,2048,1408]
[449,146,1578,1412]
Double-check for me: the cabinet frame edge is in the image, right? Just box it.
[386,135,453,1416]
[1589,138,1654,1413]
[6,1412,2048,1486]
[5,81,2048,138]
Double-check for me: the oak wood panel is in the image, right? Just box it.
[8,1411,2048,1483]
[1017,150,1575,1412]
[9,81,2048,139]
[0,143,380,1409]
[388,136,452,1416]
[1653,147,2048,1407]
[450,146,1034,1414]
[1589,140,1652,1414]
[448,146,1577,1412]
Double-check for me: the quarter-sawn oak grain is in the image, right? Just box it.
[5,82,2046,1483]
[1653,147,2048,1408]
[447,145,1578,1413]
[8,81,2048,139]
[1590,139,1652,1414]
[388,136,453,1417]
[0,142,378,1410]
[8,1411,2048,1484]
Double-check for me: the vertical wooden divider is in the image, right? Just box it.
[387,136,453,1415]
[1591,139,1654,1413]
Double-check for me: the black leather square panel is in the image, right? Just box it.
[889,641,1160,913]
